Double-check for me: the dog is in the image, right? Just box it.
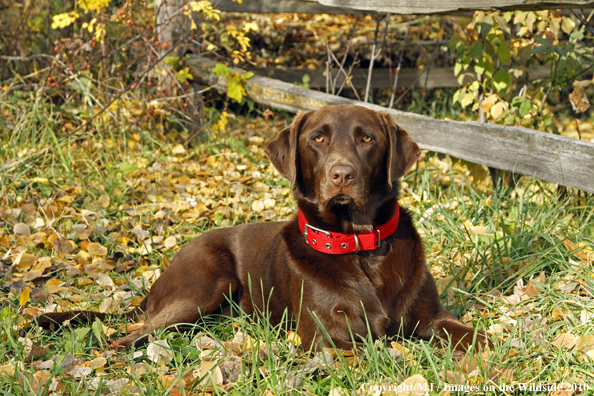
[39,105,490,351]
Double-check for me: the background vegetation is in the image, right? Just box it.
[1,0,593,394]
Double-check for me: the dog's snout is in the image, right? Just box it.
[330,164,355,187]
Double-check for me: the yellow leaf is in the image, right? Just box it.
[97,194,110,208]
[480,94,498,114]
[552,332,577,350]
[490,101,506,120]
[20,288,30,307]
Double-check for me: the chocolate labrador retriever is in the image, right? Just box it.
[39,105,489,351]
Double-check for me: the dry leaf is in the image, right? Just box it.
[172,144,186,154]
[551,382,574,396]
[328,388,349,396]
[13,222,31,236]
[15,252,37,269]
[96,273,115,289]
[523,272,546,297]
[97,194,110,208]
[70,366,92,378]
[287,331,301,346]
[569,80,591,113]
[147,339,174,365]
[23,269,43,282]
[87,242,107,257]
[20,288,30,306]
[164,236,177,249]
[469,226,487,235]
[442,369,467,384]
[192,361,223,388]
[575,335,594,352]
[388,374,429,396]
[390,341,412,359]
[551,308,568,322]
[84,357,107,370]
[480,94,498,114]
[552,332,577,350]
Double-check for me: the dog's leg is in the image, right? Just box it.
[112,276,240,349]
[406,271,492,351]
[429,312,492,350]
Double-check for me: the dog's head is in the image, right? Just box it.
[265,106,420,227]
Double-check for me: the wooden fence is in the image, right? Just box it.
[215,0,594,14]
[253,66,554,89]
[187,55,594,193]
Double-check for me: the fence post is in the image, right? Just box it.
[156,0,204,140]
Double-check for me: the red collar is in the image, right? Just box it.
[298,205,400,254]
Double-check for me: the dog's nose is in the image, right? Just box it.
[330,164,355,186]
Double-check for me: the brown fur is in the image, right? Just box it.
[38,105,490,351]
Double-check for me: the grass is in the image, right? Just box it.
[1,93,594,395]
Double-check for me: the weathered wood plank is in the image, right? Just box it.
[214,0,594,14]
[214,0,363,14]
[313,0,594,14]
[187,55,594,193]
[254,66,553,89]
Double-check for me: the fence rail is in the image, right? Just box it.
[188,55,594,193]
[215,0,594,14]
[253,66,554,89]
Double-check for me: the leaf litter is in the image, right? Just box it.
[0,114,593,394]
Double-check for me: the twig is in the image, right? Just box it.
[152,87,211,102]
[389,18,411,109]
[571,9,594,35]
[326,42,334,95]
[331,15,358,93]
[392,38,440,107]
[364,13,390,103]
[328,50,361,101]
[0,20,202,175]
[51,56,123,128]
[335,53,361,99]
[420,34,441,108]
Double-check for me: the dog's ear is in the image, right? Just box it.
[381,112,421,190]
[265,111,308,190]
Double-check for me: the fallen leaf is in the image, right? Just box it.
[552,333,577,350]
[97,194,110,208]
[70,366,92,378]
[13,222,31,236]
[84,357,107,370]
[523,272,546,297]
[0,363,16,377]
[390,374,429,396]
[191,361,223,388]
[390,341,412,359]
[147,339,174,365]
[18,287,30,307]
[287,331,301,346]
[23,269,43,281]
[328,388,349,396]
[172,144,186,154]
[551,382,574,396]
[87,242,107,257]
[218,356,241,384]
[164,236,177,249]
[569,80,591,113]
[575,335,594,352]
[15,252,37,269]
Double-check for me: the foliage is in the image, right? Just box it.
[212,63,254,103]
[1,109,594,393]
[450,10,594,132]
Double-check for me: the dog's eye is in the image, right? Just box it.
[313,135,324,143]
[361,135,373,143]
